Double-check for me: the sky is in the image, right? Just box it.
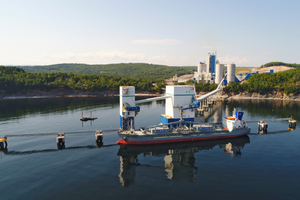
[1,0,299,67]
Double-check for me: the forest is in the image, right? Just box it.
[20,63,196,82]
[224,67,300,95]
[1,63,300,96]
[261,62,300,68]
[0,66,159,93]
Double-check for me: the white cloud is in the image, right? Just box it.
[2,51,254,67]
[131,39,183,45]
[148,55,197,66]
[7,51,146,65]
[260,51,276,55]
[201,46,226,49]
[218,55,251,65]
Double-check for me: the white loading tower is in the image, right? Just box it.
[161,85,196,123]
[120,86,138,130]
[227,63,236,83]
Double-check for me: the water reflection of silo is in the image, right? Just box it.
[119,156,137,187]
[152,100,157,108]
[213,104,222,123]
[164,149,196,182]
[225,105,231,117]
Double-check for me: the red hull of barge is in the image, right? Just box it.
[116,133,248,145]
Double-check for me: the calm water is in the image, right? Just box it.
[0,97,299,200]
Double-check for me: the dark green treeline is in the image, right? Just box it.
[0,66,158,93]
[224,67,300,95]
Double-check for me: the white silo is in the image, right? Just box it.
[200,63,206,73]
[215,64,224,84]
[198,62,206,73]
[197,63,201,72]
[227,63,236,83]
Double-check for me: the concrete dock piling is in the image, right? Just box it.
[95,130,103,143]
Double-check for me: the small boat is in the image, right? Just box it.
[116,111,250,145]
[80,111,98,121]
[80,116,98,121]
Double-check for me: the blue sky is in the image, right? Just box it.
[1,0,299,67]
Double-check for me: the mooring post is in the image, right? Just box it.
[95,130,103,143]
[56,133,65,147]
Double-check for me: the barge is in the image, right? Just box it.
[117,111,250,145]
[117,84,250,145]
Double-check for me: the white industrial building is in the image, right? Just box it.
[194,52,237,85]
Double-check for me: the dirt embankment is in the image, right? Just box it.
[237,66,294,74]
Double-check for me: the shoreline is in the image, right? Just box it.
[0,88,160,100]
[213,92,300,102]
[2,93,300,102]
[1,93,160,100]
[224,96,300,101]
[1,89,300,101]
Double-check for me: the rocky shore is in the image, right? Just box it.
[216,91,300,101]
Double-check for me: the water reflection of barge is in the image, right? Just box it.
[117,135,250,187]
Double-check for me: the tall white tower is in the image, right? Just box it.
[119,86,137,130]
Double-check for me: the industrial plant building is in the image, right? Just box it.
[194,52,237,84]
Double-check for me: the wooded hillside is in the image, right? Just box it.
[224,67,300,95]
[20,63,196,82]
[261,62,300,68]
[0,66,158,93]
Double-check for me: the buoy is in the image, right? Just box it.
[56,133,65,146]
[0,136,7,150]
[288,120,297,129]
[95,130,103,143]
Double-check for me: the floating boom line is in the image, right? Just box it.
[3,129,119,138]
